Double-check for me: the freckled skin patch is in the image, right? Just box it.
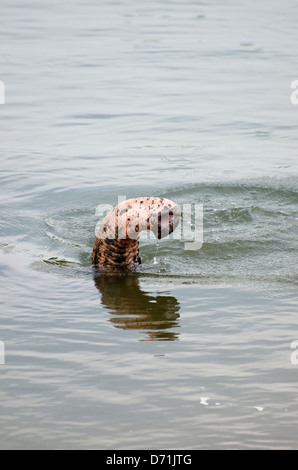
[92,197,181,269]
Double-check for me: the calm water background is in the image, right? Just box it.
[0,0,298,449]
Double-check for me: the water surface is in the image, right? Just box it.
[0,0,298,450]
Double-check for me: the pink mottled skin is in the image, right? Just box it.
[92,197,181,268]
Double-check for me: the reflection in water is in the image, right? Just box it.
[94,271,180,341]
